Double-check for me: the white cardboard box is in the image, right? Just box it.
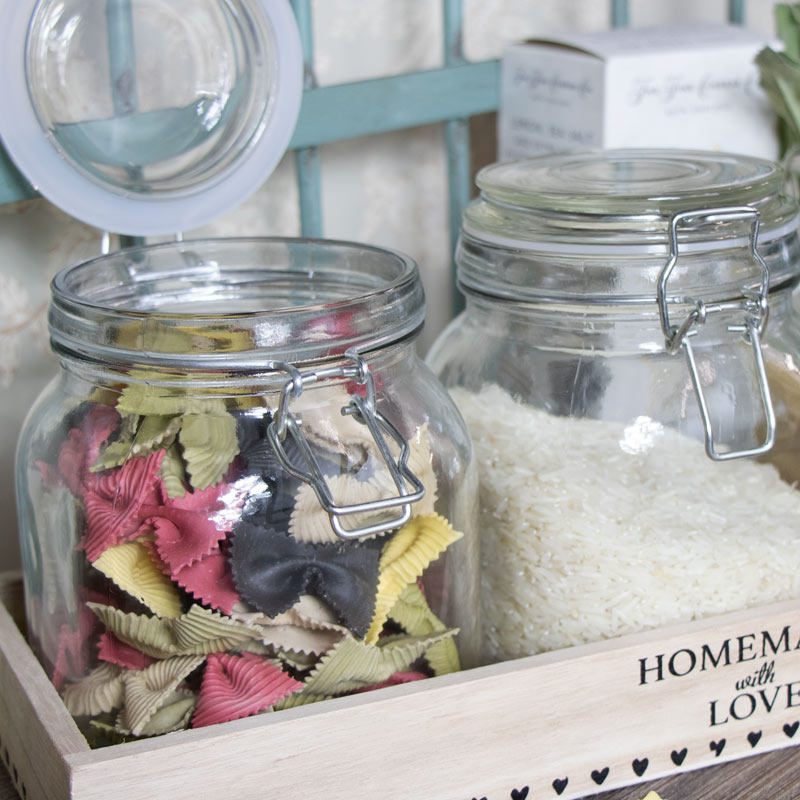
[498,24,780,161]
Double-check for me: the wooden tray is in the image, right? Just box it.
[2,570,800,800]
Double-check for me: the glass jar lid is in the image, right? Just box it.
[464,149,799,251]
[476,150,784,216]
[459,149,800,304]
[0,0,302,236]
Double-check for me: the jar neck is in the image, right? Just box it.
[58,335,421,396]
[457,224,800,307]
[49,238,425,377]
[462,286,795,354]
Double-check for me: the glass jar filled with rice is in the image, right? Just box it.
[427,149,800,664]
[15,238,479,744]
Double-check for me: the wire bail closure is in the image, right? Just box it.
[266,350,426,540]
[657,206,776,461]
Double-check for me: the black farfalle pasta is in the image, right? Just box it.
[236,411,279,476]
[235,410,304,527]
[230,521,382,638]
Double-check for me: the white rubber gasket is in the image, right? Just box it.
[0,0,302,236]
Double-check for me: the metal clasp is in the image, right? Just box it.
[266,350,425,540]
[657,206,775,461]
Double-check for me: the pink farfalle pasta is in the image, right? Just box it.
[80,451,165,562]
[172,549,241,615]
[147,497,229,573]
[353,670,428,693]
[57,405,121,495]
[51,605,100,690]
[192,652,302,728]
[97,631,156,671]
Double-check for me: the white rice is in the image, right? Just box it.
[452,384,800,663]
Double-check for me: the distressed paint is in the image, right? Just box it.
[288,61,500,150]
[612,0,629,28]
[444,0,470,315]
[291,0,324,238]
[729,0,746,24]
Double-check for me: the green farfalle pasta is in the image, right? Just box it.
[178,412,239,490]
[169,604,263,653]
[118,689,196,737]
[91,436,136,472]
[275,650,319,671]
[109,380,238,489]
[159,441,188,498]
[276,689,331,709]
[62,663,125,717]
[88,603,182,659]
[114,381,220,417]
[366,514,463,644]
[388,583,460,676]
[374,630,457,676]
[85,718,131,747]
[136,414,183,450]
[278,628,457,708]
[92,414,182,472]
[87,603,263,658]
[117,655,205,736]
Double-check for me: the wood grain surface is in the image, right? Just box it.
[2,748,800,800]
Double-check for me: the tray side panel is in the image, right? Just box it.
[0,574,24,633]
[0,574,88,800]
[63,600,800,800]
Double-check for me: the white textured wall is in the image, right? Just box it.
[0,0,783,570]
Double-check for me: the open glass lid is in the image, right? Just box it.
[0,0,302,235]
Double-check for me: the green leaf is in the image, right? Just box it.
[756,44,800,149]
[777,3,800,62]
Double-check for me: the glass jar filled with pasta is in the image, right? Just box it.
[16,238,478,743]
[427,150,800,665]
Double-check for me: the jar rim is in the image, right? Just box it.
[475,150,784,216]
[49,237,425,369]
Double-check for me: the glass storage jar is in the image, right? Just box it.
[426,149,800,665]
[15,238,478,743]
